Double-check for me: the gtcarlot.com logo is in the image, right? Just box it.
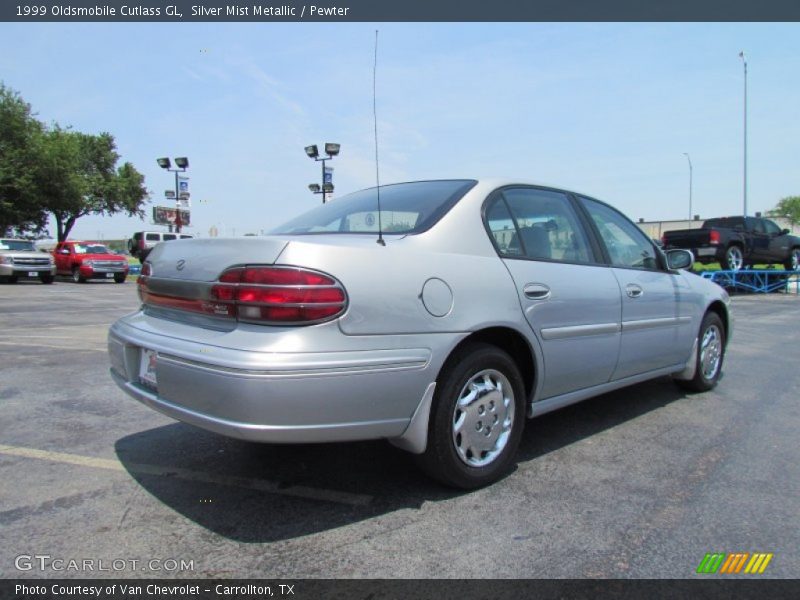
[696,552,774,575]
[14,554,194,573]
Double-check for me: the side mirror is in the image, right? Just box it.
[666,249,694,270]
[59,248,70,255]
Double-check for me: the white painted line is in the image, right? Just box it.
[0,444,372,507]
[0,341,106,352]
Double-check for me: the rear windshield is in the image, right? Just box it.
[0,240,36,251]
[271,180,477,235]
[704,217,745,229]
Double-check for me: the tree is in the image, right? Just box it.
[0,83,49,236]
[770,196,800,227]
[37,127,149,241]
[0,82,149,240]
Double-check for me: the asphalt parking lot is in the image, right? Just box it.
[0,279,798,579]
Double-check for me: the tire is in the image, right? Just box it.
[114,273,126,284]
[40,274,54,284]
[71,267,86,283]
[138,250,150,265]
[720,245,744,271]
[675,312,726,393]
[784,248,800,271]
[416,342,526,489]
[7,275,18,284]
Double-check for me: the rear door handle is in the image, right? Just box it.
[626,284,643,298]
[523,283,551,300]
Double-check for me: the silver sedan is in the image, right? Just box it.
[108,179,731,488]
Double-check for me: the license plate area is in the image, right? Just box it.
[139,348,158,390]
[28,271,38,277]
[696,247,717,257]
[106,272,115,278]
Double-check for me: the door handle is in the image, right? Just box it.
[626,284,643,299]
[523,283,551,300]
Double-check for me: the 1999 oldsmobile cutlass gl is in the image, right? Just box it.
[108,179,731,488]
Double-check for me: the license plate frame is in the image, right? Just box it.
[28,271,38,277]
[696,248,717,257]
[105,272,115,278]
[139,348,158,389]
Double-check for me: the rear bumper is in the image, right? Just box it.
[108,316,443,444]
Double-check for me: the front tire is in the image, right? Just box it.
[416,343,526,489]
[71,267,86,283]
[40,274,54,284]
[676,312,726,393]
[784,248,800,271]
[721,245,744,271]
[114,273,126,283]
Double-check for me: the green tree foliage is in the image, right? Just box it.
[0,82,149,240]
[770,196,800,226]
[0,83,48,236]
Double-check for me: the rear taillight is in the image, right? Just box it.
[138,265,347,325]
[709,230,721,245]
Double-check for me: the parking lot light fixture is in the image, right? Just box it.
[305,142,340,204]
[156,156,190,233]
[308,184,321,193]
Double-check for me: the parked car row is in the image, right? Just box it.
[2,233,196,284]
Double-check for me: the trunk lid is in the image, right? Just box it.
[145,237,290,281]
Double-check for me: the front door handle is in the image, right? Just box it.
[523,283,551,300]
[626,284,644,299]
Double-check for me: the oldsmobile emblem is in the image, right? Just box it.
[176,259,186,271]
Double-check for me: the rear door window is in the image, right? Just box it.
[145,233,160,241]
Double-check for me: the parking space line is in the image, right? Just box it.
[0,341,106,352]
[0,444,373,507]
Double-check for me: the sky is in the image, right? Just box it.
[1,22,798,240]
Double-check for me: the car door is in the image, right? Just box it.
[762,219,792,263]
[54,243,71,274]
[577,196,695,380]
[748,218,771,263]
[485,187,622,399]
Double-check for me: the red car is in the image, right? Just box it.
[53,241,129,283]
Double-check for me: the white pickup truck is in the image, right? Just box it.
[0,238,56,284]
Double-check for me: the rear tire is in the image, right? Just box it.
[675,312,726,393]
[720,245,744,271]
[784,248,800,271]
[114,273,126,283]
[416,342,526,489]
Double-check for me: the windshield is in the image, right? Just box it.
[0,240,36,251]
[271,180,477,235]
[74,244,111,254]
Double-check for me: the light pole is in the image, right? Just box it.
[305,143,340,203]
[683,152,693,221]
[739,51,748,218]
[156,157,189,232]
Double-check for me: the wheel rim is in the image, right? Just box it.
[451,369,515,468]
[792,250,800,271]
[727,247,743,271]
[700,324,723,381]
[72,269,80,282]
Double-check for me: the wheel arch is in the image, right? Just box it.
[439,326,537,403]
[706,300,730,344]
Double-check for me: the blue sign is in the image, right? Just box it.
[323,167,333,185]
[178,176,189,192]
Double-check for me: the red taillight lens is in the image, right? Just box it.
[709,230,721,245]
[140,266,347,325]
[213,266,347,324]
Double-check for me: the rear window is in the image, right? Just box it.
[704,217,744,229]
[271,180,477,235]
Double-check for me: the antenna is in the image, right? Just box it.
[373,29,385,246]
